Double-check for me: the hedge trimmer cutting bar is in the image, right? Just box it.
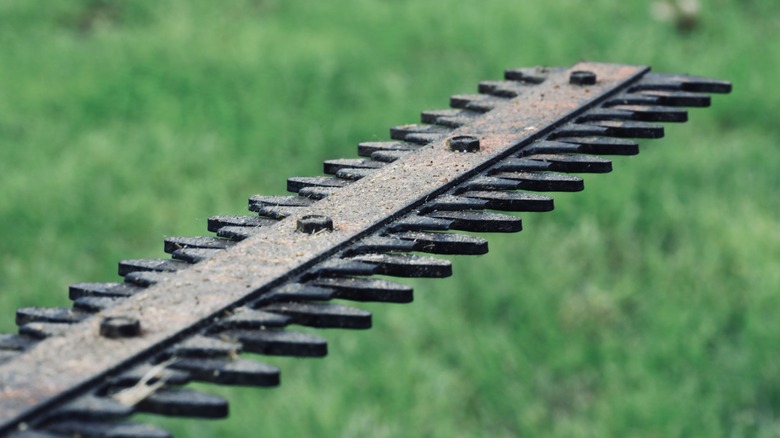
[0,63,730,438]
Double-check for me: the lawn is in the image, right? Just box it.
[0,0,778,436]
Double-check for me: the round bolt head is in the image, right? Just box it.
[297,215,334,234]
[570,70,597,85]
[100,316,141,338]
[448,135,480,153]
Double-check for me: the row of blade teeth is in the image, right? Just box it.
[3,67,730,437]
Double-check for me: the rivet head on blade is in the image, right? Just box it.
[297,215,334,234]
[448,136,480,153]
[570,70,597,85]
[100,316,141,338]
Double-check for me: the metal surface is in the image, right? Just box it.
[0,62,731,437]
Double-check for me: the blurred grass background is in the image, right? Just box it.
[0,0,778,436]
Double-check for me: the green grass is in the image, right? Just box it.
[0,0,778,436]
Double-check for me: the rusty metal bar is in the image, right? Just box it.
[0,62,731,436]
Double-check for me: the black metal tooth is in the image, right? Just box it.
[335,167,377,181]
[426,210,522,233]
[310,277,414,304]
[519,140,585,157]
[421,108,481,128]
[249,197,314,215]
[123,271,176,287]
[357,141,422,157]
[404,132,443,144]
[577,107,687,124]
[216,225,264,240]
[521,154,613,174]
[108,364,192,388]
[118,259,190,277]
[490,158,553,173]
[386,214,453,232]
[489,170,584,192]
[252,204,308,220]
[606,90,710,108]
[287,176,351,193]
[19,322,73,339]
[297,186,341,200]
[346,235,418,255]
[636,90,711,107]
[449,94,508,113]
[432,115,476,128]
[207,215,276,233]
[69,282,144,300]
[16,307,88,326]
[477,80,535,98]
[632,72,733,94]
[73,296,120,312]
[112,345,275,406]
[539,137,639,156]
[417,194,490,213]
[589,120,665,139]
[370,149,411,163]
[503,66,553,84]
[349,253,452,278]
[308,259,379,277]
[163,236,236,254]
[323,158,387,175]
[135,387,228,419]
[261,302,372,330]
[516,154,612,173]
[168,335,241,358]
[548,122,610,138]
[43,420,172,438]
[220,329,328,357]
[459,190,555,212]
[171,247,223,263]
[45,394,133,422]
[0,333,37,352]
[605,105,688,123]
[421,108,465,123]
[390,231,489,255]
[256,283,335,304]
[168,357,280,387]
[248,195,315,209]
[389,123,452,141]
[550,121,664,139]
[456,176,522,192]
[213,308,291,330]
[604,92,663,107]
